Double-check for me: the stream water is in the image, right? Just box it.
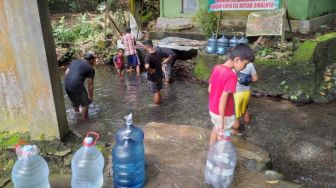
[62,66,336,188]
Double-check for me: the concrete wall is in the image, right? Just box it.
[0,0,68,140]
[160,0,208,18]
[161,0,336,20]
[287,0,336,20]
[160,0,282,19]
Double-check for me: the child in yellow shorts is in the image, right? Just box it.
[234,62,258,130]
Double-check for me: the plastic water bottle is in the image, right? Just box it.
[229,35,239,48]
[238,35,249,45]
[71,132,104,188]
[115,113,144,144]
[204,131,237,188]
[12,144,50,188]
[112,124,145,187]
[207,33,218,54]
[216,33,229,55]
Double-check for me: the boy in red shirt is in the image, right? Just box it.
[113,48,126,78]
[208,44,254,145]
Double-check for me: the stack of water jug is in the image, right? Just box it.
[11,113,145,188]
[204,131,237,188]
[207,33,249,55]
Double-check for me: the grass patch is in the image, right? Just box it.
[292,41,318,63]
[318,32,336,42]
[194,56,211,81]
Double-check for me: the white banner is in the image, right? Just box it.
[209,0,279,11]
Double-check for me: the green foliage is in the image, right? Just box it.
[257,47,274,57]
[69,0,80,12]
[292,41,317,63]
[194,56,211,81]
[52,13,102,46]
[72,14,96,43]
[280,80,290,92]
[52,16,76,44]
[193,9,218,37]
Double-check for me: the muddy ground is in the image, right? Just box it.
[245,97,336,188]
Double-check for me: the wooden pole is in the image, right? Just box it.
[284,0,295,50]
[216,11,223,38]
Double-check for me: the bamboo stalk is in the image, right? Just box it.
[117,0,128,27]
[107,13,123,37]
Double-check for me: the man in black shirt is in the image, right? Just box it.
[64,52,95,119]
[143,39,163,106]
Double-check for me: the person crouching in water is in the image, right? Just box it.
[160,47,177,84]
[143,39,163,106]
[208,44,254,145]
[113,48,126,78]
[64,52,95,119]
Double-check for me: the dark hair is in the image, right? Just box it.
[143,39,153,47]
[227,44,254,62]
[125,27,131,33]
[117,48,123,53]
[84,52,95,61]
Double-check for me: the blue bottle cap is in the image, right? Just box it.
[224,131,231,137]
[23,145,33,152]
[19,145,38,158]
[84,137,94,145]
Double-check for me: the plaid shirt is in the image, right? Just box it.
[122,33,136,56]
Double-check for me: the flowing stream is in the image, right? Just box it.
[62,66,336,188]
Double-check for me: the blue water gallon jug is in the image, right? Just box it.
[12,144,50,188]
[204,131,237,188]
[238,35,249,45]
[71,132,104,188]
[207,33,217,54]
[115,113,144,144]
[112,127,145,188]
[229,35,239,48]
[216,34,229,55]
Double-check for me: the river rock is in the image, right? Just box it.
[244,159,268,172]
[264,170,285,180]
[265,54,275,59]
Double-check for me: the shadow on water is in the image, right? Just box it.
[61,65,336,188]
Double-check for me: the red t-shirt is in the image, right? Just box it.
[208,65,237,116]
[113,55,124,69]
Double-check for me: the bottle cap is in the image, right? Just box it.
[18,145,38,158]
[83,132,99,146]
[124,113,133,126]
[84,137,94,145]
[224,131,231,137]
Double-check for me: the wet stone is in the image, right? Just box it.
[264,170,285,180]
[244,159,268,172]
[0,169,11,187]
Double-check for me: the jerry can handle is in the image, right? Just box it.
[83,132,100,146]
